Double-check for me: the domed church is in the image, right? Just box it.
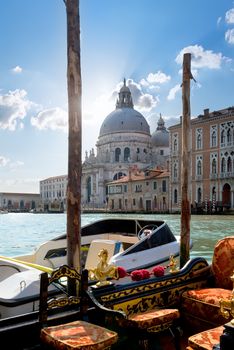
[81,79,169,208]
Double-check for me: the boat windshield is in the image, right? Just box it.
[121,223,176,255]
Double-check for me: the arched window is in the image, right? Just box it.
[197,134,202,149]
[212,187,216,201]
[174,189,178,204]
[173,163,178,178]
[197,187,202,203]
[212,159,217,174]
[113,172,126,180]
[227,156,232,172]
[87,177,91,202]
[221,158,226,173]
[115,148,121,162]
[227,129,231,144]
[124,147,130,161]
[197,160,202,175]
[221,130,225,144]
[211,131,216,147]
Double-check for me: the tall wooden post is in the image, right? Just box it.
[180,53,192,268]
[65,0,82,273]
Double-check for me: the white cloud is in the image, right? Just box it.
[176,45,224,69]
[126,79,159,111]
[167,84,181,100]
[31,107,68,131]
[146,71,171,84]
[11,65,23,74]
[225,29,234,44]
[225,8,234,24]
[0,156,9,167]
[0,89,33,130]
[138,93,159,111]
[140,71,170,88]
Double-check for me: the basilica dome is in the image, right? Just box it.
[99,79,150,137]
[151,114,169,147]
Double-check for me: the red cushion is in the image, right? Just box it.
[188,325,224,350]
[41,320,118,350]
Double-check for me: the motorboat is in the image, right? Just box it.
[0,218,191,319]
[0,257,54,319]
[14,218,189,272]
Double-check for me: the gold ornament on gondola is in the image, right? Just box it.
[168,254,179,273]
[88,248,118,287]
[220,271,234,325]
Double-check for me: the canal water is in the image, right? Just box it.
[0,212,233,263]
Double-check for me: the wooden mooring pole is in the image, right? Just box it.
[65,0,82,273]
[180,53,192,268]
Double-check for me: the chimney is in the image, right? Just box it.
[204,108,209,117]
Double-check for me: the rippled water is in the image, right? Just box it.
[0,212,233,263]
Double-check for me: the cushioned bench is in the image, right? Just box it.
[181,236,234,331]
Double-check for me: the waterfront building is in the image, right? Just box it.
[169,107,234,213]
[38,79,233,214]
[39,175,67,212]
[81,79,169,209]
[106,166,169,212]
[0,192,40,212]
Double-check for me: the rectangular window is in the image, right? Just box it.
[135,184,142,192]
[133,198,136,206]
[162,180,167,192]
[153,181,157,190]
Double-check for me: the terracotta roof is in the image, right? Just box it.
[107,167,169,184]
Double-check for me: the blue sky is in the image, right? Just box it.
[0,0,234,193]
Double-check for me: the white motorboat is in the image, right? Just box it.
[15,218,189,272]
[0,218,192,319]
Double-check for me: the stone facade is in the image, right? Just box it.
[81,80,169,209]
[169,107,234,213]
[0,192,40,212]
[40,175,67,212]
[106,167,169,213]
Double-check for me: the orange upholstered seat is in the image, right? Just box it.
[41,320,118,350]
[119,308,180,331]
[181,236,234,330]
[187,325,224,350]
[39,265,118,350]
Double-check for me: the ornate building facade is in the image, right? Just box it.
[0,192,40,212]
[39,80,233,214]
[169,107,234,213]
[106,167,169,212]
[81,79,169,209]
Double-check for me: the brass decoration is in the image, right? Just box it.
[99,261,208,304]
[168,254,179,273]
[49,265,81,284]
[48,296,80,309]
[89,248,118,287]
[220,271,234,325]
[147,321,173,333]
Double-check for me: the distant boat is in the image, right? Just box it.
[0,210,8,214]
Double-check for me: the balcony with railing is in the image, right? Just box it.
[220,171,234,179]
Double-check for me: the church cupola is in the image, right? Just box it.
[116,78,133,109]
